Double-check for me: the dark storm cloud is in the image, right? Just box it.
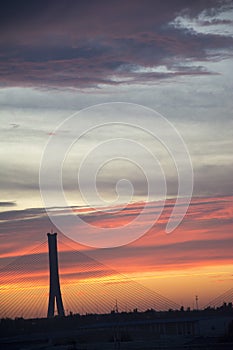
[0,0,232,88]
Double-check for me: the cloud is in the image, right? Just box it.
[194,163,233,196]
[0,195,233,264]
[0,201,16,207]
[0,0,232,88]
[0,195,233,317]
[170,5,233,38]
[0,207,46,221]
[1,196,232,259]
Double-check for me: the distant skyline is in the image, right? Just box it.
[0,0,233,318]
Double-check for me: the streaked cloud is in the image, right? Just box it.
[0,0,233,318]
[1,196,233,266]
[0,0,232,88]
[0,195,233,317]
[0,201,16,207]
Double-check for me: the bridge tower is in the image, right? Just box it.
[47,232,65,318]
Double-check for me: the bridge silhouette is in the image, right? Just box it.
[0,233,231,319]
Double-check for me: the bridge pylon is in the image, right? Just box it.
[47,232,65,318]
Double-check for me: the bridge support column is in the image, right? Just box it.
[47,232,65,318]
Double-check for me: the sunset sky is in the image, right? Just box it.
[0,0,233,318]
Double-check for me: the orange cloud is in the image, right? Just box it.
[1,195,233,318]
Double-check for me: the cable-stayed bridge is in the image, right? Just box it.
[1,233,232,320]
[0,233,180,319]
[203,287,233,310]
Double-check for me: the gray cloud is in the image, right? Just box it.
[194,163,233,197]
[0,0,232,88]
[0,201,16,207]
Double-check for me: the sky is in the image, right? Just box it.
[0,0,233,318]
